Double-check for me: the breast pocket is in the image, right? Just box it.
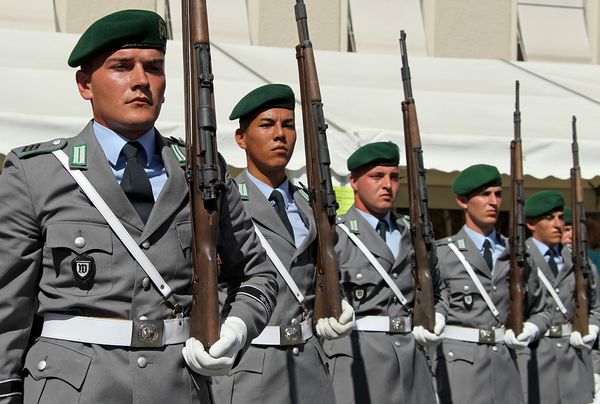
[46,222,113,296]
[340,267,382,310]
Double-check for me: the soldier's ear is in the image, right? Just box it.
[234,128,247,149]
[76,70,93,101]
[455,195,468,210]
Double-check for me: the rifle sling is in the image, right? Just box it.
[337,223,408,306]
[448,243,500,319]
[52,150,175,305]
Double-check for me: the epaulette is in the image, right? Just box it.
[396,214,411,230]
[436,237,454,247]
[14,138,67,159]
[295,181,310,202]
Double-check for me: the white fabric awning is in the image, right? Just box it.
[1,28,600,182]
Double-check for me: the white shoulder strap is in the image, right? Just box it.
[447,242,500,318]
[252,224,305,304]
[337,223,408,306]
[52,150,172,300]
[537,267,568,317]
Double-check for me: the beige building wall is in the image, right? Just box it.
[422,0,517,60]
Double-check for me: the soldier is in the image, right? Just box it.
[212,84,354,404]
[0,10,277,404]
[323,142,443,404]
[519,190,600,404]
[434,164,549,404]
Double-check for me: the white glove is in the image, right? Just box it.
[504,322,539,350]
[569,324,600,351]
[315,299,355,340]
[182,316,247,376]
[412,312,445,347]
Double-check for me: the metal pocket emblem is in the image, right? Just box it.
[463,294,473,310]
[354,287,366,302]
[71,254,95,290]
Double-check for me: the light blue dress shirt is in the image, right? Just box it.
[247,171,309,249]
[464,225,506,273]
[531,238,564,272]
[93,121,167,201]
[356,209,401,259]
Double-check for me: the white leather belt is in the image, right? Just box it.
[444,325,505,344]
[544,323,572,338]
[353,315,412,333]
[252,320,312,346]
[41,313,190,348]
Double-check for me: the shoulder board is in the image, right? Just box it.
[396,214,410,229]
[167,137,186,165]
[297,188,310,202]
[436,237,454,247]
[14,138,67,159]
[237,181,249,200]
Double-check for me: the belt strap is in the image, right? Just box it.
[537,267,568,317]
[544,323,572,337]
[52,150,173,301]
[251,320,312,346]
[41,313,190,347]
[447,243,500,318]
[444,325,505,344]
[354,315,412,333]
[253,224,305,304]
[337,223,408,306]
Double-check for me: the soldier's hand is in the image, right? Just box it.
[182,316,247,376]
[412,312,445,347]
[315,299,355,339]
[504,322,539,350]
[569,324,599,351]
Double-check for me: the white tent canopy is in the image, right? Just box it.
[1,28,600,183]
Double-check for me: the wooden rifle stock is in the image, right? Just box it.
[505,81,528,336]
[294,0,342,322]
[182,0,222,347]
[399,31,435,332]
[571,116,590,335]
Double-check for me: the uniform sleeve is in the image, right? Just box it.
[0,153,43,403]
[524,255,551,334]
[430,244,447,317]
[587,262,600,329]
[216,167,278,344]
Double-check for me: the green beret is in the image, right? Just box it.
[229,84,295,120]
[525,190,564,218]
[452,164,502,196]
[563,206,572,225]
[347,142,400,172]
[68,9,167,68]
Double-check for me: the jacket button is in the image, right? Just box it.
[139,316,149,321]
[492,286,497,291]
[137,357,147,368]
[142,278,151,289]
[556,343,562,348]
[356,273,364,280]
[141,240,150,250]
[290,318,299,325]
[555,288,560,293]
[394,340,401,347]
[74,236,86,248]
[448,351,454,358]
[463,285,470,292]
[37,360,47,371]
[392,273,399,279]
[292,347,300,356]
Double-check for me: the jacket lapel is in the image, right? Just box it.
[456,227,492,278]
[292,185,316,256]
[392,215,412,269]
[527,238,556,283]
[346,206,395,265]
[67,123,145,231]
[141,134,188,239]
[557,245,573,284]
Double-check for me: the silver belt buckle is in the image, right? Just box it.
[478,328,495,344]
[549,325,563,338]
[280,324,302,346]
[389,316,409,333]
[132,319,164,348]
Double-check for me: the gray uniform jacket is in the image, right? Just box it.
[517,239,600,404]
[0,123,277,404]
[323,205,441,404]
[212,171,335,404]
[434,227,549,404]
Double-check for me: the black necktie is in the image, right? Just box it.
[269,190,294,241]
[120,142,154,224]
[547,249,559,278]
[376,220,387,242]
[483,239,493,271]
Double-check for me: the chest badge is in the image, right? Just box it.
[71,254,96,290]
[353,287,366,302]
[463,294,474,310]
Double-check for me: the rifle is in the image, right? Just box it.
[571,115,590,335]
[182,0,223,347]
[399,31,436,332]
[294,0,342,322]
[505,81,528,335]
